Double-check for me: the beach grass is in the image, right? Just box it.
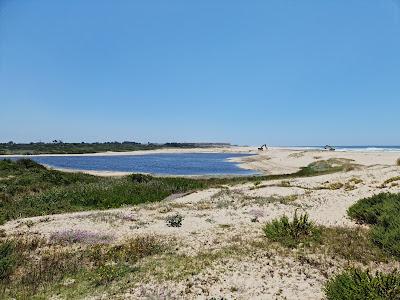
[0,235,165,299]
[263,211,321,248]
[324,268,400,300]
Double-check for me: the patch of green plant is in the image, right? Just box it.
[0,141,206,155]
[89,264,136,286]
[263,211,321,248]
[0,160,208,223]
[397,158,400,166]
[0,236,164,299]
[318,227,392,263]
[0,241,16,281]
[166,213,184,227]
[324,268,400,300]
[296,158,357,176]
[348,193,400,257]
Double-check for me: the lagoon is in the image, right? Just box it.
[10,153,257,176]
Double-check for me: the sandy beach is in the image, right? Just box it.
[2,147,400,299]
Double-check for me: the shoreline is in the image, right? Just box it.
[0,146,258,157]
[1,146,400,158]
[45,164,261,178]
[2,146,399,177]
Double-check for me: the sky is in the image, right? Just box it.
[1,0,400,146]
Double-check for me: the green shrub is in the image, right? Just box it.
[348,193,400,257]
[263,211,321,247]
[325,268,400,300]
[0,241,16,281]
[397,158,400,166]
[129,173,153,183]
[166,214,184,227]
[16,158,46,170]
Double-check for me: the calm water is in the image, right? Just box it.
[11,153,257,176]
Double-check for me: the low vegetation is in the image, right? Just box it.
[0,142,225,155]
[165,213,184,227]
[318,227,391,263]
[0,159,210,224]
[348,192,400,257]
[0,158,352,224]
[322,193,400,299]
[324,182,344,190]
[324,268,400,300]
[397,158,400,166]
[381,176,400,187]
[0,223,397,298]
[0,235,164,298]
[263,211,321,248]
[0,240,15,281]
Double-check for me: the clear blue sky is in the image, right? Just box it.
[1,0,399,146]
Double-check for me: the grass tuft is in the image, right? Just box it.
[263,211,321,248]
[324,268,400,300]
[0,241,16,281]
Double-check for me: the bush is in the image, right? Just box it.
[325,268,400,300]
[397,158,400,166]
[166,214,184,227]
[348,193,400,257]
[129,173,153,183]
[263,211,321,247]
[15,158,46,170]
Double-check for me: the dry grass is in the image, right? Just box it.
[383,176,400,186]
[0,235,165,298]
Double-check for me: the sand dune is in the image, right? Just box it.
[3,147,400,299]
